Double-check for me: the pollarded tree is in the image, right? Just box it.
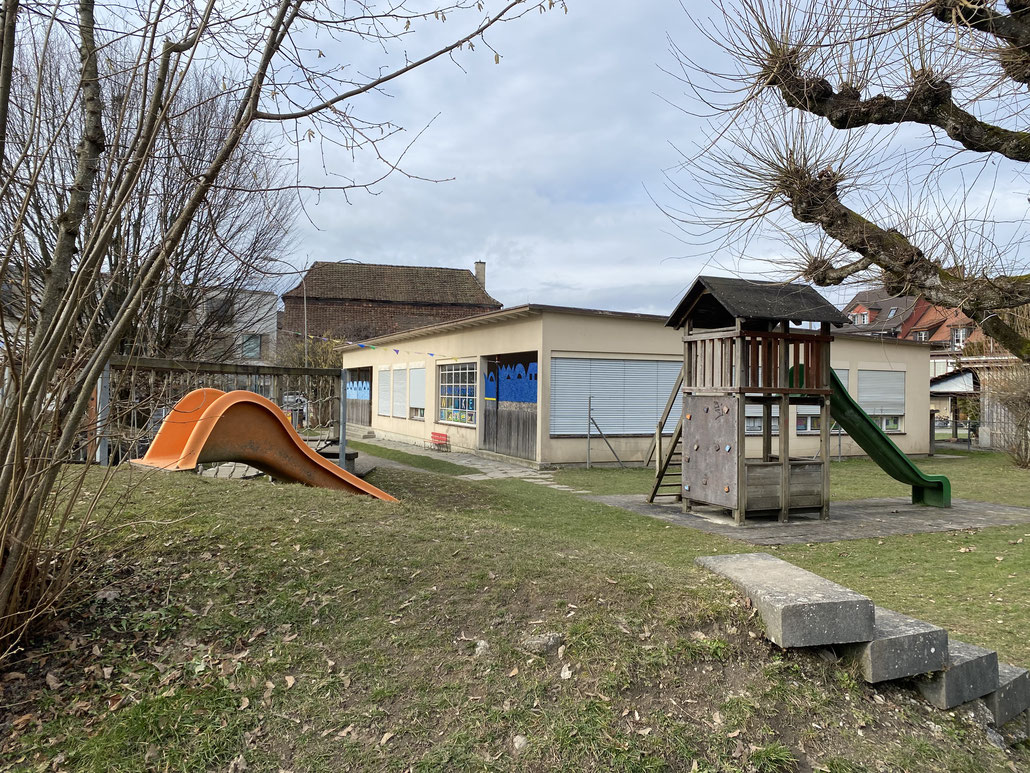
[0,0,565,659]
[669,0,1030,360]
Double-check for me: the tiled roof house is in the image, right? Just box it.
[839,288,923,337]
[280,261,502,342]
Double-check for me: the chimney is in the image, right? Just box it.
[474,260,486,289]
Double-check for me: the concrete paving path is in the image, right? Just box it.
[350,437,591,493]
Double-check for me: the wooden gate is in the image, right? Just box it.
[481,353,537,460]
[346,367,372,426]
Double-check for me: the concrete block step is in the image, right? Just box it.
[917,639,999,710]
[984,663,1030,726]
[839,607,948,683]
[695,553,874,648]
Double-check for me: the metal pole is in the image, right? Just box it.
[586,395,592,469]
[97,362,111,466]
[302,277,308,369]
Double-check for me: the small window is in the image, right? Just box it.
[206,295,234,323]
[377,369,391,416]
[796,415,821,435]
[392,368,408,418]
[409,367,426,419]
[952,327,971,349]
[913,330,929,342]
[744,416,779,436]
[241,333,262,360]
[886,307,898,318]
[878,416,902,432]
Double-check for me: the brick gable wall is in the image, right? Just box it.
[280,298,498,342]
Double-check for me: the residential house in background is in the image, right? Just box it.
[840,288,923,338]
[280,260,502,345]
[840,286,1027,449]
[200,287,279,365]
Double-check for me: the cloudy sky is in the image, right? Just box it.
[287,1,779,316]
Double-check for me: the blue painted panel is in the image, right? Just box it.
[346,380,371,400]
[484,361,538,404]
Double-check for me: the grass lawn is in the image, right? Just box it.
[1,462,1027,771]
[552,452,1030,664]
[348,439,481,476]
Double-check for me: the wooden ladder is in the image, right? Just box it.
[646,365,685,504]
[647,416,683,503]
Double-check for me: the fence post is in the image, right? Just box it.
[339,368,348,468]
[928,409,937,457]
[97,362,111,466]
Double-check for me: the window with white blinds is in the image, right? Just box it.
[392,368,407,418]
[858,370,905,415]
[377,369,391,416]
[409,368,426,409]
[549,358,683,436]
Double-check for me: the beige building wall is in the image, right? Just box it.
[825,334,931,457]
[340,313,543,455]
[341,311,932,467]
[540,310,682,465]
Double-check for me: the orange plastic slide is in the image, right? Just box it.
[133,388,397,501]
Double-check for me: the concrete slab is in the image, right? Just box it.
[590,495,1030,546]
[839,607,948,683]
[984,663,1030,726]
[695,553,874,648]
[917,639,999,710]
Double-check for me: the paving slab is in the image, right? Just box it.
[917,639,999,709]
[589,495,1030,545]
[695,553,874,648]
[839,607,948,683]
[984,663,1030,726]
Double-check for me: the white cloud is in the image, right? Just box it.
[288,0,730,315]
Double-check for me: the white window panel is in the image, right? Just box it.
[377,368,391,416]
[392,368,407,418]
[858,370,905,416]
[550,358,683,436]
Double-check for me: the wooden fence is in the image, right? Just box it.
[92,355,345,464]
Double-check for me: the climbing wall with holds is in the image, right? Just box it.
[681,396,739,509]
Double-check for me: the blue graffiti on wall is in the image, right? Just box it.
[346,380,371,400]
[484,362,537,403]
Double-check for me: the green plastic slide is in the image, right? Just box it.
[829,370,951,507]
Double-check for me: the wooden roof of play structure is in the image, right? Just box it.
[666,276,850,330]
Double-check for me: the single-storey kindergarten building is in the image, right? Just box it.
[339,304,931,467]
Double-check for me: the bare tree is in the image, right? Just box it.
[668,0,1030,361]
[2,47,295,361]
[0,0,564,658]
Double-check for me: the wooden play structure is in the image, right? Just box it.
[659,277,847,523]
[650,277,950,523]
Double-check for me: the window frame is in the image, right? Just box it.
[241,333,262,360]
[438,361,477,426]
